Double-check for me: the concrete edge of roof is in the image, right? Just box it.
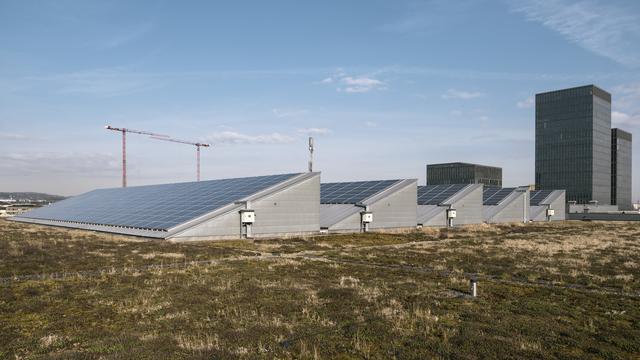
[7,216,167,238]
[166,172,320,238]
[362,179,417,206]
[483,190,524,220]
[440,184,482,205]
[537,190,565,206]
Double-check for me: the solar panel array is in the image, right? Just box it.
[17,173,300,231]
[417,184,469,205]
[530,190,553,205]
[483,187,516,205]
[321,180,401,204]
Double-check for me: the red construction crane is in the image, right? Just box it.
[150,136,210,182]
[105,125,170,187]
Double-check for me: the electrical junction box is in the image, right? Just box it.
[361,212,373,223]
[240,210,255,224]
[447,209,457,219]
[546,209,555,217]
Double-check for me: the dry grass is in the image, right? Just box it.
[0,219,639,358]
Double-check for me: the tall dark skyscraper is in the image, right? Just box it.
[611,128,633,210]
[535,85,612,204]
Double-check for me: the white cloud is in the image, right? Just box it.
[318,71,385,93]
[612,83,640,127]
[509,0,640,67]
[442,89,484,100]
[205,131,294,145]
[517,96,534,109]
[612,111,640,127]
[450,110,463,116]
[365,121,378,127]
[297,128,331,136]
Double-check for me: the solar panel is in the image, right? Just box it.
[483,187,516,205]
[530,190,553,205]
[16,173,300,231]
[321,180,401,204]
[418,184,468,205]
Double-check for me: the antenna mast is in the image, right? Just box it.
[308,137,314,172]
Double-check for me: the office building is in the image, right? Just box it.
[426,162,502,187]
[611,128,633,210]
[535,85,612,204]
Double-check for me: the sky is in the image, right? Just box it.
[1,0,639,200]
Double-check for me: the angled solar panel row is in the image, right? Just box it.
[417,184,469,205]
[16,173,300,231]
[529,190,554,205]
[483,187,516,205]
[321,180,401,204]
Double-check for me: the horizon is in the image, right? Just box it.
[1,0,639,200]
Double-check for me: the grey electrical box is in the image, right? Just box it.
[447,209,457,219]
[240,210,255,224]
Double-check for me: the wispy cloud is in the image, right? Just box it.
[612,82,640,127]
[319,70,386,93]
[509,0,640,67]
[612,111,640,127]
[272,108,309,118]
[297,128,330,136]
[442,89,484,100]
[365,121,377,127]
[0,152,119,174]
[51,68,162,97]
[517,96,534,109]
[205,131,294,144]
[0,132,32,141]
[380,1,478,34]
[101,22,154,50]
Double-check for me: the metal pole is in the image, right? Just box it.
[197,145,201,182]
[122,130,127,188]
[470,278,477,297]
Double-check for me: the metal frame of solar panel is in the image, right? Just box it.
[418,184,469,205]
[14,173,301,234]
[483,187,516,205]
[529,190,553,206]
[321,180,401,204]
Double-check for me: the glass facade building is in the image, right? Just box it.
[427,162,502,186]
[611,128,633,210]
[535,85,612,204]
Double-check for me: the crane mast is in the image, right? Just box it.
[105,125,209,186]
[150,136,210,182]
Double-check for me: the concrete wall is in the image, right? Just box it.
[530,191,566,221]
[569,203,619,213]
[325,181,418,232]
[368,181,417,230]
[325,210,362,232]
[484,191,527,224]
[449,185,484,225]
[418,205,446,226]
[170,174,320,241]
[568,212,640,221]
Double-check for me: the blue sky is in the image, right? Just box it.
[1,0,639,200]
